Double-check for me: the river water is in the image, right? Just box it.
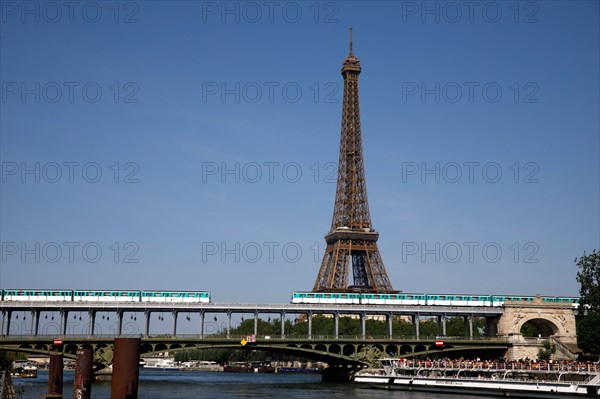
[14,370,488,399]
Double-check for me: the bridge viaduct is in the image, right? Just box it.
[0,296,579,363]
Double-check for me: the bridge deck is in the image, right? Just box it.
[0,302,504,316]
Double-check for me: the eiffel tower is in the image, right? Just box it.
[312,28,394,293]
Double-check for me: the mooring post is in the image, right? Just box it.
[73,348,93,399]
[47,353,63,398]
[110,338,141,399]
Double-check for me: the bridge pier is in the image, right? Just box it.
[333,312,339,339]
[360,312,366,339]
[116,311,123,336]
[438,315,447,336]
[172,311,178,337]
[143,311,150,337]
[88,311,96,337]
[386,313,393,339]
[199,311,204,338]
[280,312,285,338]
[464,315,474,339]
[61,310,68,336]
[412,314,420,339]
[307,312,312,339]
[226,311,231,339]
[485,316,499,337]
[30,311,38,336]
[253,312,258,336]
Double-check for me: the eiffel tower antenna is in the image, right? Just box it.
[312,30,395,293]
[349,25,353,55]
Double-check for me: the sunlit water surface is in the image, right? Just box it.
[14,369,489,398]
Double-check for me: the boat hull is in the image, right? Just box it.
[355,375,600,398]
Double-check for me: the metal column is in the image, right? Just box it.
[172,311,178,337]
[386,313,393,339]
[30,311,36,336]
[253,312,258,336]
[62,310,69,336]
[360,313,366,339]
[469,315,474,339]
[307,312,312,339]
[226,311,231,339]
[116,311,123,336]
[144,311,150,337]
[413,314,420,339]
[88,311,96,337]
[280,312,285,338]
[437,315,447,336]
[199,311,204,338]
[333,312,339,339]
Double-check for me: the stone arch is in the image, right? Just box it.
[498,297,577,344]
[519,318,559,338]
[512,314,571,339]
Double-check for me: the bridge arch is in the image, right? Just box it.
[519,318,559,338]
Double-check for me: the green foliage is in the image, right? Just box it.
[575,249,600,314]
[521,321,541,337]
[537,340,556,361]
[576,312,600,355]
[575,249,600,355]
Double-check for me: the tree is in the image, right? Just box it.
[576,249,600,314]
[538,341,556,361]
[575,249,600,355]
[576,312,600,356]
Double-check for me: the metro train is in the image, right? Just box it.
[0,290,211,304]
[291,291,579,308]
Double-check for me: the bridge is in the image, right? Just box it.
[0,296,579,363]
[0,334,510,369]
[1,301,503,340]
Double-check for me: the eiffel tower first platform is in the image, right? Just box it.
[312,29,395,294]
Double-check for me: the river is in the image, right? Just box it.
[14,370,488,399]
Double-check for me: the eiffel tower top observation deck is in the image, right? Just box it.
[312,28,395,293]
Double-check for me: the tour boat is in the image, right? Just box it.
[354,359,600,398]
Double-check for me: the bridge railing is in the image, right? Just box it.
[396,360,600,373]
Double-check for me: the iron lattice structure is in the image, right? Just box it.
[312,29,394,293]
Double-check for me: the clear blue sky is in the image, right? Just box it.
[1,1,599,303]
